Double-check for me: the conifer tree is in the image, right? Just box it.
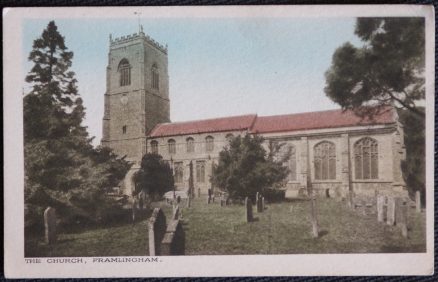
[24,21,130,229]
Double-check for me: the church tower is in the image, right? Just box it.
[101,27,170,162]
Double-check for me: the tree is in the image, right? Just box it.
[324,18,425,119]
[133,153,174,201]
[211,134,289,201]
[399,107,425,203]
[24,21,130,229]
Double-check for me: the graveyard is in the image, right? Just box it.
[25,195,426,257]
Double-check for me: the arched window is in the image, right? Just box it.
[186,137,195,153]
[314,141,336,180]
[288,145,297,181]
[205,136,214,152]
[118,59,131,86]
[354,137,378,179]
[174,162,183,183]
[150,140,158,154]
[225,133,234,143]
[196,161,206,183]
[151,63,159,90]
[168,139,176,154]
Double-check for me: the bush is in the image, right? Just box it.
[263,189,286,203]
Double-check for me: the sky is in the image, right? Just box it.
[22,17,361,146]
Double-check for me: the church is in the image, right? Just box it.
[101,29,407,199]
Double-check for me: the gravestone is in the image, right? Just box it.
[161,219,185,255]
[148,208,167,256]
[310,195,319,238]
[245,197,253,223]
[172,205,180,220]
[399,200,409,238]
[415,191,421,213]
[139,191,147,210]
[386,197,396,226]
[262,197,265,211]
[361,199,367,216]
[256,194,263,213]
[377,195,385,223]
[212,195,215,203]
[44,207,57,244]
[132,199,138,223]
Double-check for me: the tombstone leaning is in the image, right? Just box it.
[44,207,57,244]
[148,208,167,256]
[261,197,265,211]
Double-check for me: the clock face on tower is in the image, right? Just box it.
[120,94,128,105]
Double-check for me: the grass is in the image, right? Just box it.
[25,197,426,257]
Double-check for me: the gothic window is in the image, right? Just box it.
[196,161,206,183]
[122,125,127,134]
[205,136,214,152]
[354,137,379,179]
[186,137,195,153]
[174,162,184,183]
[151,64,159,90]
[151,140,158,154]
[314,141,336,180]
[288,145,297,181]
[118,59,131,86]
[168,139,176,154]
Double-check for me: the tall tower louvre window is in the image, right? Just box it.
[168,139,176,154]
[314,141,336,180]
[152,63,159,90]
[122,125,127,134]
[118,59,131,86]
[354,137,379,179]
[150,140,158,154]
[205,136,214,152]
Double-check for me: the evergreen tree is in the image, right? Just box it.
[24,21,130,229]
[211,134,289,202]
[133,153,174,201]
[324,18,425,119]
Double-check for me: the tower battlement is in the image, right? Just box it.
[110,30,168,54]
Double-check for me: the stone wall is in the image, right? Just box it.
[146,123,405,198]
[102,31,170,162]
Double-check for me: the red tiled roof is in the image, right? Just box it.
[148,108,395,137]
[149,114,257,137]
[251,107,395,134]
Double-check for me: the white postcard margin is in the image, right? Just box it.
[3,5,435,278]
